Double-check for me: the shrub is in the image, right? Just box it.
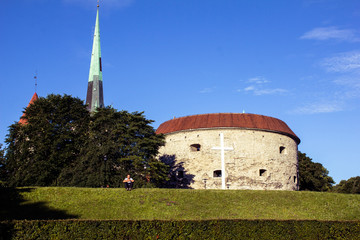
[1,220,359,240]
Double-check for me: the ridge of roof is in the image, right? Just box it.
[156,113,300,144]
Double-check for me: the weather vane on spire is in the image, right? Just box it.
[34,71,38,93]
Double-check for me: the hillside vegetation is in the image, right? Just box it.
[1,187,360,221]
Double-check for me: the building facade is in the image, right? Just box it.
[156,113,300,190]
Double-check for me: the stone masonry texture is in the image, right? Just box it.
[158,128,299,190]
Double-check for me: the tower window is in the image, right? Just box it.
[259,169,267,176]
[190,144,201,151]
[213,170,222,178]
[293,176,297,183]
[280,146,286,154]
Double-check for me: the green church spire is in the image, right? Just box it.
[86,4,104,112]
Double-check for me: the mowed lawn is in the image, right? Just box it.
[2,187,360,221]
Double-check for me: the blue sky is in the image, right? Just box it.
[1,0,359,184]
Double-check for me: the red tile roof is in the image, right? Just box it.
[156,113,300,144]
[19,92,39,125]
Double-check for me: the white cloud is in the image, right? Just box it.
[248,76,269,84]
[199,87,216,94]
[334,76,360,88]
[244,86,255,91]
[241,86,288,96]
[240,76,287,96]
[333,76,360,99]
[292,102,343,114]
[300,26,360,42]
[252,88,288,96]
[320,51,360,73]
[294,51,360,115]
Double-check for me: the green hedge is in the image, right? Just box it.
[1,220,359,240]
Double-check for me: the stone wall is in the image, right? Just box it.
[158,128,299,190]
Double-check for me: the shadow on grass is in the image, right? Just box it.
[0,187,78,220]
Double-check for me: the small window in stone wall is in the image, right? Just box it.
[293,176,296,183]
[213,170,222,177]
[259,169,267,176]
[177,170,184,178]
[280,146,286,154]
[190,144,201,151]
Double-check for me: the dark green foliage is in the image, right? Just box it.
[5,94,90,187]
[4,95,167,188]
[333,176,360,194]
[298,151,335,191]
[1,219,359,240]
[59,107,167,188]
[0,144,6,187]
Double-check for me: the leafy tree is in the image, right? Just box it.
[5,94,90,186]
[298,151,334,191]
[4,95,171,188]
[333,176,360,194]
[57,107,168,188]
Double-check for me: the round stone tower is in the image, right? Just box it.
[156,113,300,190]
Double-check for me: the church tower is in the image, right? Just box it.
[86,3,104,112]
[19,92,39,125]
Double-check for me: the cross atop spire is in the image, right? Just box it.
[86,4,104,112]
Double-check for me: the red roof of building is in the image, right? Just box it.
[19,92,39,125]
[156,113,300,144]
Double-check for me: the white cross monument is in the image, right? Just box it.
[212,133,234,189]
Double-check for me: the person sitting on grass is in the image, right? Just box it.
[123,175,134,191]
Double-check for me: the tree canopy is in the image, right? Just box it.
[5,94,90,186]
[298,151,334,191]
[58,107,168,188]
[333,176,360,194]
[0,144,6,186]
[4,94,168,188]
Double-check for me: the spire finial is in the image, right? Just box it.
[34,71,38,93]
[97,0,99,8]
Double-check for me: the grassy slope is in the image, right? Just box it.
[13,187,360,220]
